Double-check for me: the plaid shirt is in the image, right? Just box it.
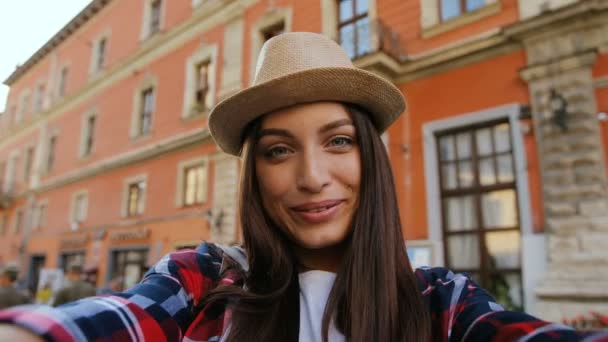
[1,242,606,341]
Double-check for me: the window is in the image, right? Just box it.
[176,158,209,207]
[195,61,212,110]
[0,215,7,235]
[17,92,30,123]
[437,120,522,311]
[47,136,57,172]
[14,209,24,234]
[60,252,85,272]
[262,22,285,41]
[126,180,146,217]
[72,192,88,223]
[81,114,97,157]
[6,153,18,193]
[184,164,208,206]
[24,146,34,182]
[131,75,158,137]
[95,38,107,71]
[110,249,148,289]
[150,0,162,35]
[58,67,69,98]
[34,83,46,113]
[338,0,370,59]
[440,0,486,21]
[140,88,154,135]
[32,202,47,230]
[183,45,217,118]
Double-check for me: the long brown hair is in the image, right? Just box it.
[202,104,430,341]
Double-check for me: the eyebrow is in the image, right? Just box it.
[257,118,354,139]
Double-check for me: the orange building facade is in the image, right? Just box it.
[0,0,607,320]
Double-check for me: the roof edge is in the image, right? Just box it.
[3,0,112,86]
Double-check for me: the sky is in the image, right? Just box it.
[0,1,92,112]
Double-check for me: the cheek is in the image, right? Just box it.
[336,152,361,191]
[256,163,292,202]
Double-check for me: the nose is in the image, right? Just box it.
[296,148,330,193]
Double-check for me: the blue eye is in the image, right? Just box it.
[264,146,290,159]
[329,136,353,148]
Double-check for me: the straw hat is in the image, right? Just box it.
[208,32,405,156]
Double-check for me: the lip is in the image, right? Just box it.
[290,200,345,224]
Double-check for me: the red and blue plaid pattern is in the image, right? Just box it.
[1,242,606,341]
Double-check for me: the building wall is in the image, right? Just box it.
[0,0,606,318]
[401,50,530,238]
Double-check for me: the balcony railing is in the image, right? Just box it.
[339,18,407,62]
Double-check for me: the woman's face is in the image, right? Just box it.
[254,102,360,250]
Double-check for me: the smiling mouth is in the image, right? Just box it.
[290,200,345,223]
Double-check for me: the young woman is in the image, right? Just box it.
[0,32,605,342]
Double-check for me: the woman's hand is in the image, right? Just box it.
[0,325,43,342]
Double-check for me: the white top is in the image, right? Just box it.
[298,270,346,342]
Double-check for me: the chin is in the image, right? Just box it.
[291,228,350,250]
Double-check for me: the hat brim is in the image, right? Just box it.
[208,67,406,156]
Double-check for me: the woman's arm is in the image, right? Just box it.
[0,324,44,342]
[416,267,608,341]
[0,243,225,341]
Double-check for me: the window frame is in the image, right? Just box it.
[337,0,370,59]
[70,190,89,224]
[439,0,487,22]
[140,87,154,136]
[32,201,48,231]
[23,145,35,183]
[79,108,98,159]
[249,8,293,85]
[122,174,148,218]
[58,66,69,99]
[435,118,524,310]
[141,0,164,41]
[175,157,209,208]
[182,44,217,119]
[13,208,24,234]
[131,75,158,139]
[46,135,57,173]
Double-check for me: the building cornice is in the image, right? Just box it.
[370,0,608,85]
[31,128,212,195]
[3,0,113,86]
[0,0,245,150]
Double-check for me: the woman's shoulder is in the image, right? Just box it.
[146,242,249,283]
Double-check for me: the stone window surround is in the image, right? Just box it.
[55,63,71,100]
[121,173,148,218]
[33,79,48,114]
[130,74,158,140]
[320,0,377,44]
[43,129,60,175]
[4,150,19,193]
[422,103,545,312]
[79,107,99,159]
[16,89,31,124]
[12,207,24,234]
[141,0,166,41]
[32,199,49,231]
[421,0,500,39]
[22,143,35,183]
[175,156,209,208]
[89,30,111,77]
[182,43,218,119]
[249,7,293,85]
[70,190,89,224]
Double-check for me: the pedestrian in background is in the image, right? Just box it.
[52,265,96,306]
[0,32,606,341]
[0,267,30,309]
